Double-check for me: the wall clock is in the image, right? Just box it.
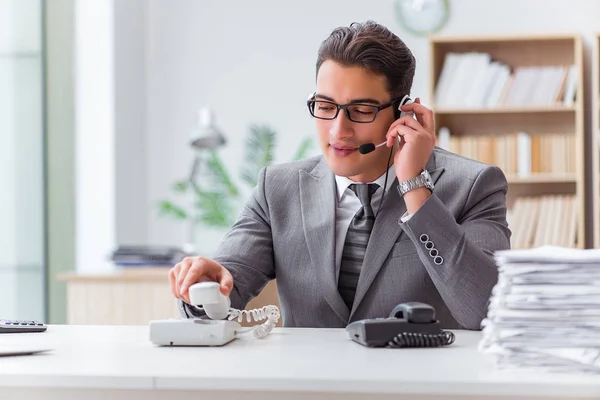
[395,0,450,36]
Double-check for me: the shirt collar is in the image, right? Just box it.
[334,165,396,201]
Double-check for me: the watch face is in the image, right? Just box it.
[394,0,449,36]
[421,170,434,190]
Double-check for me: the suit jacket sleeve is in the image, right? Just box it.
[399,165,510,330]
[213,166,275,310]
[181,166,275,316]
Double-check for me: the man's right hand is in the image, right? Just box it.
[169,256,234,304]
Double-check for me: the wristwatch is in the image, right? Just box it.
[398,169,434,196]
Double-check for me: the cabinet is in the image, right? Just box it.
[57,268,281,327]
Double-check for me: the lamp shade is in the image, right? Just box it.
[189,107,226,149]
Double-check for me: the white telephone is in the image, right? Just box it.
[149,281,280,346]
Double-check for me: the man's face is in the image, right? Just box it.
[314,60,396,182]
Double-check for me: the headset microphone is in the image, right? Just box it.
[358,141,386,155]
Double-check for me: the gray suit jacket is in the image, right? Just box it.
[190,147,510,330]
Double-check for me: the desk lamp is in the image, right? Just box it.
[184,107,227,253]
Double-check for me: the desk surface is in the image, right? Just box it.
[0,325,599,399]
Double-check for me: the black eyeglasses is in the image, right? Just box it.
[306,94,401,123]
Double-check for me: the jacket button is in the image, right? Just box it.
[419,234,429,243]
[434,256,443,265]
[425,241,434,250]
[429,248,439,257]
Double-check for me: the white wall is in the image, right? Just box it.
[139,0,600,254]
[70,0,600,271]
[144,0,415,253]
[114,0,148,245]
[67,0,600,268]
[74,0,116,273]
[74,0,150,273]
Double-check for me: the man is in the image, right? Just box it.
[169,21,511,330]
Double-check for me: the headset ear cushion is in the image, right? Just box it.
[398,95,414,119]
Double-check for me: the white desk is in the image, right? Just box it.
[0,325,599,400]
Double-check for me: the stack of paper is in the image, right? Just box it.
[479,246,600,373]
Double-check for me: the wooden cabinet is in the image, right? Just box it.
[57,268,281,327]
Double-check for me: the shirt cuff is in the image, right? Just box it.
[400,211,413,223]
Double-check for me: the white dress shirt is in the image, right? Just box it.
[334,166,412,271]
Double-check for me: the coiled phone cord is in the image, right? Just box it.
[387,331,455,348]
[227,305,280,339]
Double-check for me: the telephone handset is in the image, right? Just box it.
[149,282,280,346]
[346,302,455,348]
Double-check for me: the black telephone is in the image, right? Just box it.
[346,302,455,348]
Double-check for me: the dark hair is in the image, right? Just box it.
[316,21,416,98]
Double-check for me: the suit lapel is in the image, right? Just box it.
[350,155,446,319]
[299,158,349,323]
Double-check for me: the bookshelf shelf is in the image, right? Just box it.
[429,33,579,43]
[506,174,577,185]
[430,34,585,248]
[436,110,575,136]
[435,106,576,115]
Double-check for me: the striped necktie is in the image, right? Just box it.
[338,183,379,311]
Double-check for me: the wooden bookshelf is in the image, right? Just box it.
[435,106,576,114]
[429,34,585,248]
[593,34,600,248]
[506,173,577,185]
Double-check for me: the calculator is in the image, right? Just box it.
[0,320,47,333]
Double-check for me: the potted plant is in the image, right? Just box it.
[158,124,313,251]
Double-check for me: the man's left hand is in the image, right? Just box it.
[385,98,436,182]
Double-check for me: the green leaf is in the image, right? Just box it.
[194,191,234,228]
[293,137,314,160]
[157,200,189,220]
[241,124,277,187]
[173,180,189,193]
[205,150,239,197]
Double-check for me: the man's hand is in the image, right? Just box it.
[385,98,436,182]
[169,257,234,304]
[385,98,436,214]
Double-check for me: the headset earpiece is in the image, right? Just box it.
[397,94,415,119]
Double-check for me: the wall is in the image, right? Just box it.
[114,0,148,246]
[74,0,116,273]
[141,0,600,253]
[73,0,151,276]
[46,0,76,323]
[67,0,600,272]
[144,0,417,253]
